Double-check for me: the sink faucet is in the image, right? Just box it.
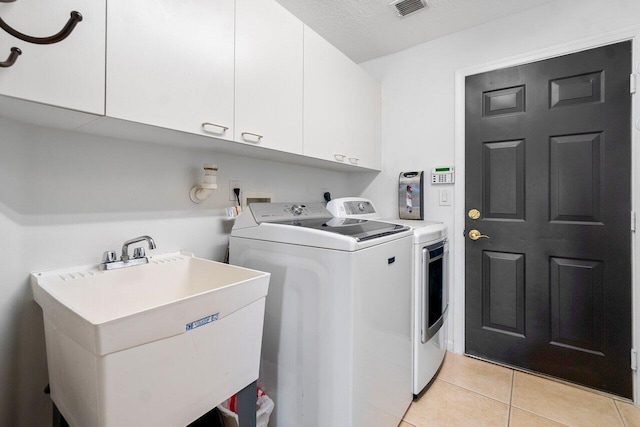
[121,235,157,261]
[99,235,157,271]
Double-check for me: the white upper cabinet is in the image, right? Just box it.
[106,0,235,140]
[0,0,105,114]
[303,26,347,163]
[235,0,304,153]
[303,25,381,170]
[344,63,381,170]
[0,0,379,171]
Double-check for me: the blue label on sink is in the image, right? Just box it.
[186,313,219,331]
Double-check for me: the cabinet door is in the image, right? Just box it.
[345,64,381,169]
[303,26,348,163]
[235,0,303,153]
[0,0,105,114]
[303,25,381,169]
[107,0,234,140]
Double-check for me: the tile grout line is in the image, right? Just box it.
[400,401,418,427]
[508,370,570,427]
[435,377,511,406]
[515,407,571,427]
[509,371,620,426]
[468,353,631,403]
[406,378,512,426]
[437,374,512,405]
[613,399,628,427]
[507,369,515,426]
[415,354,636,426]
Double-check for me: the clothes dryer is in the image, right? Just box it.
[327,197,448,396]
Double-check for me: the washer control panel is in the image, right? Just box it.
[344,200,376,215]
[250,202,331,223]
[290,204,304,216]
[326,197,380,220]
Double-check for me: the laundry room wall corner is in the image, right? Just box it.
[359,1,640,394]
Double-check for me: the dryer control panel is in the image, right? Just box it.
[249,202,331,223]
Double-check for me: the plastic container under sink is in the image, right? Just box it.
[31,252,270,427]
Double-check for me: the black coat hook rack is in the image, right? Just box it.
[0,46,20,67]
[0,10,82,45]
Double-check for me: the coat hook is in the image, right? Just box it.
[0,47,21,68]
[0,11,82,45]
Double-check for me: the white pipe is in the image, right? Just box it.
[190,164,218,204]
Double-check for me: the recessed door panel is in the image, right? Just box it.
[550,257,604,355]
[550,133,602,223]
[483,86,525,117]
[550,71,603,108]
[482,251,525,336]
[482,140,525,219]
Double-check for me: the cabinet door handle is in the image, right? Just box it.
[0,47,21,68]
[241,132,263,143]
[202,122,229,133]
[334,153,346,162]
[0,11,83,45]
[348,157,359,165]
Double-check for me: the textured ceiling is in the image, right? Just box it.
[275,0,556,63]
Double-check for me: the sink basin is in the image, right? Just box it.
[32,251,270,427]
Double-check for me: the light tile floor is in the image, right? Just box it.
[401,352,640,427]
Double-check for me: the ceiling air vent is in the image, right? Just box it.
[389,0,428,18]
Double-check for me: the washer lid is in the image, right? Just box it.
[273,217,409,242]
[231,202,413,251]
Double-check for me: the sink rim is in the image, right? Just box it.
[31,251,271,357]
[31,251,270,326]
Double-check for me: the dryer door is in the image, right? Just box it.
[421,240,448,343]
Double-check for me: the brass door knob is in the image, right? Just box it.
[468,229,490,240]
[468,209,480,220]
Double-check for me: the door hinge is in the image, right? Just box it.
[631,74,637,94]
[632,349,638,371]
[632,211,637,232]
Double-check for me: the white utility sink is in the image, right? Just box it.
[31,251,270,427]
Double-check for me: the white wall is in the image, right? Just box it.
[359,0,640,355]
[0,116,358,426]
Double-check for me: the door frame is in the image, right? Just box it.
[453,26,640,404]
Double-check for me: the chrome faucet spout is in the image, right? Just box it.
[99,235,157,271]
[121,235,156,261]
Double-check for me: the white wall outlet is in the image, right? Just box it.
[439,189,451,206]
[229,180,241,201]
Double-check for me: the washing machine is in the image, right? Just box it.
[229,202,413,427]
[327,197,448,396]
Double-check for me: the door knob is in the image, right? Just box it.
[468,229,490,240]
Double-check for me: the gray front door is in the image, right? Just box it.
[465,42,632,398]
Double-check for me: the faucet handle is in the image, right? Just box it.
[133,247,146,259]
[102,250,117,263]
